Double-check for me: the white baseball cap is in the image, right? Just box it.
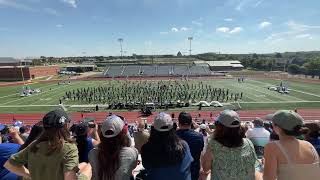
[200,124,207,130]
[101,115,125,138]
[153,112,173,132]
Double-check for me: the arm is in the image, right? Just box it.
[4,161,31,179]
[263,143,277,180]
[192,120,200,129]
[201,145,213,173]
[92,124,101,145]
[64,171,77,180]
[9,127,24,145]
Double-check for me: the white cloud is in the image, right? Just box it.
[224,18,233,22]
[259,21,272,29]
[0,0,36,12]
[295,34,313,39]
[56,24,64,28]
[44,8,60,16]
[180,27,191,31]
[216,27,230,33]
[287,20,320,31]
[192,20,203,26]
[229,27,243,34]
[254,0,265,7]
[62,0,77,8]
[171,27,179,32]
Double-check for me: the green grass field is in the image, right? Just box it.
[0,78,319,113]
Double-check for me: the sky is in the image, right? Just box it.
[0,0,320,57]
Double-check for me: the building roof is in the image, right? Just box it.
[0,57,20,63]
[206,61,244,68]
[66,64,96,68]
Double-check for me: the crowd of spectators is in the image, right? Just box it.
[0,108,320,180]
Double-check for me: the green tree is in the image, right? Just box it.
[288,64,301,74]
[304,57,320,78]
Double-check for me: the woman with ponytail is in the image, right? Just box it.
[88,115,138,180]
[263,110,320,180]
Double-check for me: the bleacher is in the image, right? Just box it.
[103,64,212,77]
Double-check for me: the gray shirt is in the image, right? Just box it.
[88,147,138,180]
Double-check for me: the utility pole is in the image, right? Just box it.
[118,38,123,58]
[188,37,193,56]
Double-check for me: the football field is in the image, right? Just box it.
[0,78,319,113]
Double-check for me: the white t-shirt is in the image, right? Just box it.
[246,127,270,147]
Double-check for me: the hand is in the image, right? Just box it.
[8,127,19,137]
[199,170,210,180]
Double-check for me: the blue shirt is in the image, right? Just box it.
[176,129,204,180]
[308,138,320,156]
[0,143,20,180]
[78,137,94,163]
[142,141,193,180]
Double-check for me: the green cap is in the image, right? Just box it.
[272,110,304,131]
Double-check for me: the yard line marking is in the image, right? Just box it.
[0,82,74,105]
[290,89,320,98]
[247,80,305,101]
[250,79,320,99]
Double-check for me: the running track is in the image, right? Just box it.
[0,109,319,125]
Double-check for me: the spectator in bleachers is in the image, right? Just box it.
[303,122,320,155]
[74,122,99,163]
[246,118,270,158]
[263,110,320,180]
[176,112,204,180]
[19,122,44,151]
[0,126,24,180]
[141,112,193,180]
[19,126,30,142]
[133,120,150,153]
[4,109,91,180]
[201,110,259,180]
[89,115,138,180]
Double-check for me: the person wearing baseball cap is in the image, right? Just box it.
[201,110,259,180]
[88,115,138,180]
[176,112,204,180]
[141,112,193,180]
[263,110,320,180]
[74,122,99,163]
[5,109,92,180]
[246,118,270,158]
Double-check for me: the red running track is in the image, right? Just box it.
[0,109,319,125]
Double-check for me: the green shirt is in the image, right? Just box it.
[9,141,81,180]
[208,138,259,180]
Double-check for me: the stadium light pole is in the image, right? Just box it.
[118,38,124,58]
[188,37,193,56]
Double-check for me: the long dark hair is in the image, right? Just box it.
[30,125,74,155]
[76,135,88,163]
[141,127,184,167]
[19,123,44,151]
[97,130,129,180]
[214,122,244,148]
[276,124,308,137]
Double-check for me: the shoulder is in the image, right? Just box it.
[264,141,278,151]
[298,139,315,148]
[63,142,78,153]
[122,147,139,157]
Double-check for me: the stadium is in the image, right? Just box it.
[1,1,320,179]
[0,61,319,124]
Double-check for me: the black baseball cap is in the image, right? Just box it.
[178,112,192,125]
[43,109,71,128]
